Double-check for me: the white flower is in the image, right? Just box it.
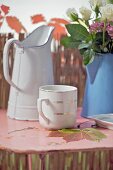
[100,4,113,21]
[66,8,78,21]
[66,8,77,16]
[79,7,92,20]
[89,0,105,9]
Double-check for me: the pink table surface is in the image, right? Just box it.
[0,108,113,154]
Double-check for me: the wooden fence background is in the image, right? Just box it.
[0,33,86,108]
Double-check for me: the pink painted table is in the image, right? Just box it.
[0,108,113,170]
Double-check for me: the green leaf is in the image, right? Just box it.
[66,24,89,41]
[70,13,78,22]
[106,0,113,4]
[61,36,80,48]
[78,43,90,50]
[94,5,100,18]
[84,128,106,138]
[83,128,106,141]
[48,128,106,142]
[109,21,113,26]
[82,50,90,65]
[79,48,86,55]
[83,49,95,65]
[58,128,80,134]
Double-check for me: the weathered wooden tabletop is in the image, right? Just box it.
[0,108,113,154]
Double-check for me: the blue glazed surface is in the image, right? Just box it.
[81,53,113,117]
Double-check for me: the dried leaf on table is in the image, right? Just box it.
[48,130,67,137]
[48,128,106,142]
[82,128,107,141]
[63,133,84,142]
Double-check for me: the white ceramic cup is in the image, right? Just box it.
[37,85,77,129]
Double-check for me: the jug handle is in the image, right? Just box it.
[3,38,20,91]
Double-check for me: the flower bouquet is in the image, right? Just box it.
[61,0,113,117]
[61,0,113,65]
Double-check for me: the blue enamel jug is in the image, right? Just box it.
[81,53,113,117]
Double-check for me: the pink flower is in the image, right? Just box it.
[107,25,113,39]
[89,22,104,33]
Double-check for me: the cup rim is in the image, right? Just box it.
[39,85,77,93]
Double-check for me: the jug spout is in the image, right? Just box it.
[20,25,55,48]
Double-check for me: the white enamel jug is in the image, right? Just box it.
[3,25,54,120]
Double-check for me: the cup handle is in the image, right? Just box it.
[37,98,50,124]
